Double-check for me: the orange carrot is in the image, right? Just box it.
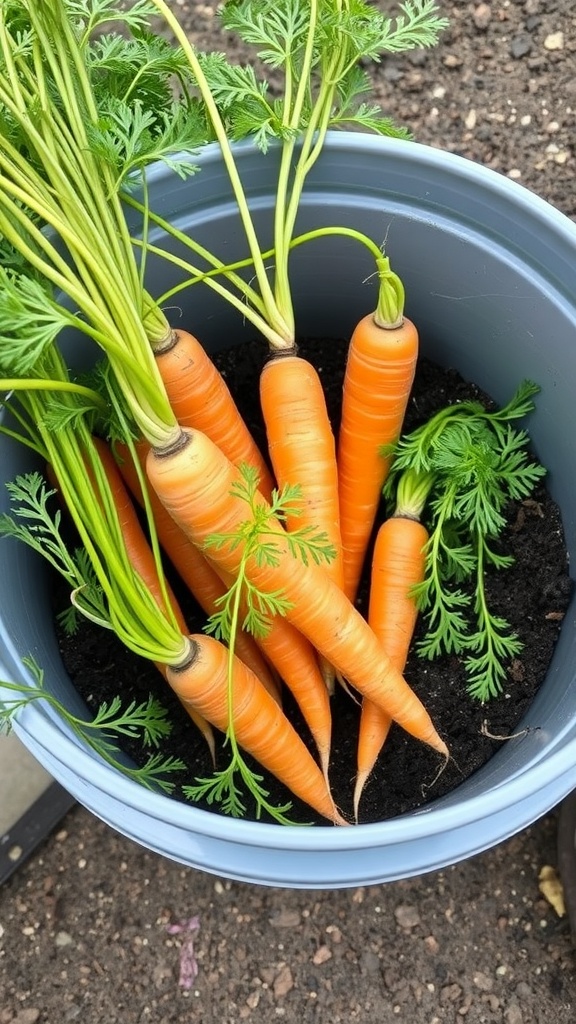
[116,442,332,768]
[113,439,281,704]
[218,559,333,781]
[146,429,448,759]
[354,513,429,820]
[154,329,275,501]
[260,352,344,693]
[260,352,343,587]
[338,305,418,602]
[166,634,346,825]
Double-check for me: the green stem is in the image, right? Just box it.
[374,256,406,328]
[272,0,320,336]
[147,0,293,343]
[394,468,435,520]
[0,377,105,408]
[122,193,268,319]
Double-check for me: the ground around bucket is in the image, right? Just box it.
[1,1,575,1022]
[0,807,574,1023]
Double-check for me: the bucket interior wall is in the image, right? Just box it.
[1,136,575,886]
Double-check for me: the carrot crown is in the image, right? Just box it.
[374,256,406,329]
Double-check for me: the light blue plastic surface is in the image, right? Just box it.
[2,134,576,888]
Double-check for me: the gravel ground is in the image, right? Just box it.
[1,2,576,1022]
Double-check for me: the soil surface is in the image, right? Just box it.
[55,346,571,828]
[2,2,576,1022]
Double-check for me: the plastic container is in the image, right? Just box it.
[2,134,576,888]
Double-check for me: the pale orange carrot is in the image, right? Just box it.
[338,262,418,602]
[260,352,343,586]
[146,429,448,759]
[260,351,344,693]
[166,634,346,824]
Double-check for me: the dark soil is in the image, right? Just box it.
[56,340,571,827]
[2,3,576,1023]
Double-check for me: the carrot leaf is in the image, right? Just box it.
[204,464,335,642]
[183,761,299,826]
[385,381,547,701]
[0,657,186,794]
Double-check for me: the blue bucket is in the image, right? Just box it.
[2,135,576,887]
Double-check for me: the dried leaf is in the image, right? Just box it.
[538,865,566,917]
[166,916,201,989]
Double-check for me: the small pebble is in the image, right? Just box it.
[394,904,421,929]
[12,1012,40,1024]
[504,1004,524,1024]
[473,971,493,991]
[544,32,564,51]
[473,4,491,31]
[510,35,533,60]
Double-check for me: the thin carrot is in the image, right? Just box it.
[260,352,343,585]
[86,438,216,761]
[260,351,343,693]
[154,329,275,502]
[166,634,346,825]
[146,429,448,758]
[354,506,430,819]
[218,559,333,781]
[113,439,281,703]
[337,259,418,602]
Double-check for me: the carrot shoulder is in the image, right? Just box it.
[166,634,346,825]
[146,430,447,759]
[154,329,275,501]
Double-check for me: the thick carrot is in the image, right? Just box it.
[120,438,331,770]
[353,513,429,820]
[260,352,343,587]
[154,329,275,501]
[114,439,281,704]
[146,429,448,758]
[260,352,344,693]
[338,314,418,602]
[121,440,332,770]
[166,634,346,825]
[116,443,331,764]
